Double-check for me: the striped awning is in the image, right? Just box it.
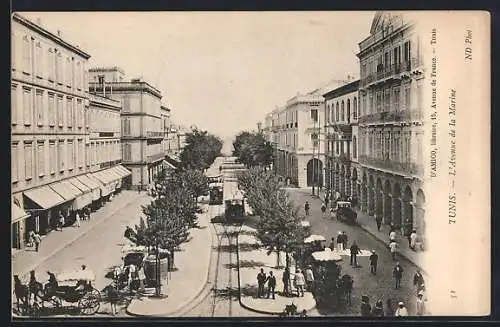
[49,181,80,201]
[113,165,132,177]
[12,201,29,223]
[76,175,101,201]
[24,186,66,209]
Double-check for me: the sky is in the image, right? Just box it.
[19,11,375,139]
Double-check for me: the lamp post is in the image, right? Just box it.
[221,218,243,317]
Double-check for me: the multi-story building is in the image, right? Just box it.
[11,14,130,250]
[356,12,425,238]
[323,80,360,199]
[89,67,165,190]
[272,89,326,188]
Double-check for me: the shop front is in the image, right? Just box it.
[89,171,116,204]
[49,180,80,225]
[68,177,94,217]
[77,174,102,210]
[11,199,29,249]
[110,165,132,192]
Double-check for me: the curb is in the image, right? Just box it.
[16,192,150,279]
[236,234,317,316]
[125,204,215,317]
[357,223,427,275]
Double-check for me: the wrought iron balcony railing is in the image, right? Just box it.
[358,155,423,176]
[358,109,423,125]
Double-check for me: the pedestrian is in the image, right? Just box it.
[360,295,371,316]
[371,300,384,317]
[321,203,326,218]
[86,207,91,220]
[413,270,425,293]
[375,215,382,231]
[416,291,426,316]
[369,250,378,274]
[329,206,335,220]
[342,231,348,250]
[304,265,314,292]
[304,201,310,216]
[324,193,330,207]
[75,212,81,228]
[350,241,360,267]
[410,230,418,250]
[294,268,305,297]
[395,301,409,317]
[329,237,335,251]
[336,231,344,251]
[389,228,397,243]
[106,283,119,316]
[389,240,398,260]
[385,299,394,316]
[393,262,404,289]
[266,271,276,299]
[257,268,267,298]
[28,231,35,248]
[33,232,42,252]
[282,267,290,297]
[58,212,65,231]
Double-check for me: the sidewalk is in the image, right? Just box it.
[126,204,213,317]
[291,187,426,274]
[237,225,316,315]
[12,190,150,279]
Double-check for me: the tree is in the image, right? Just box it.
[237,167,308,268]
[233,131,274,168]
[180,128,223,171]
[172,169,209,200]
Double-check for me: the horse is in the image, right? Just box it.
[28,271,44,305]
[13,275,30,314]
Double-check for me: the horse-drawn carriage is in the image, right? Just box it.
[333,201,357,225]
[14,269,102,317]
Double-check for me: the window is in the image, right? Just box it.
[49,141,56,174]
[352,135,357,159]
[68,140,74,170]
[12,143,18,183]
[353,97,358,120]
[341,101,345,121]
[85,143,90,167]
[384,51,391,67]
[335,102,339,121]
[37,141,45,176]
[56,53,62,83]
[122,118,131,135]
[393,87,400,111]
[66,57,72,86]
[346,99,351,123]
[67,98,73,127]
[36,90,44,126]
[22,36,31,74]
[393,46,401,65]
[404,41,411,62]
[23,87,32,126]
[335,141,339,155]
[58,140,65,171]
[24,142,33,179]
[404,84,411,109]
[77,100,83,128]
[384,89,391,111]
[75,61,81,89]
[47,48,54,81]
[35,42,42,77]
[123,143,132,161]
[48,93,55,126]
[310,109,318,122]
[11,85,18,125]
[57,96,63,126]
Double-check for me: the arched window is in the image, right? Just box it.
[341,101,345,121]
[335,102,339,121]
[347,99,351,123]
[353,97,358,120]
[353,135,357,158]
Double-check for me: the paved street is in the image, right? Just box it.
[286,188,424,316]
[13,191,151,317]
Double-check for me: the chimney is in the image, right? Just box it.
[57,30,61,37]
[36,17,41,26]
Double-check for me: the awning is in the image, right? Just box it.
[68,178,91,193]
[12,201,29,223]
[104,167,123,182]
[87,173,113,197]
[92,170,115,185]
[23,186,66,209]
[115,165,132,177]
[49,181,78,201]
[68,178,93,210]
[76,175,101,201]
[163,160,177,170]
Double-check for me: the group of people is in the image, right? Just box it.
[256,266,315,300]
[57,208,91,231]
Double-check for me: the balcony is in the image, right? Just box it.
[360,58,421,88]
[358,109,423,125]
[146,131,165,139]
[359,155,423,176]
[147,152,165,163]
[335,152,351,165]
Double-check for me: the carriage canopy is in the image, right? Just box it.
[120,244,170,254]
[56,269,96,283]
[304,234,326,244]
[311,248,343,262]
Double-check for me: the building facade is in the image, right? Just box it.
[11,14,131,249]
[89,67,165,190]
[323,80,360,200]
[272,89,326,188]
[356,12,425,238]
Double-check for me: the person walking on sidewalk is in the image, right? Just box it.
[75,212,81,228]
[294,268,305,297]
[413,270,425,294]
[342,231,348,252]
[321,203,326,218]
[389,227,397,243]
[416,291,426,316]
[304,265,315,292]
[393,262,404,289]
[58,212,65,231]
[257,268,267,298]
[33,232,42,252]
[369,250,378,274]
[304,201,310,216]
[410,230,418,250]
[329,237,336,251]
[375,215,382,231]
[360,295,372,316]
[266,271,276,299]
[371,300,384,317]
[350,241,360,267]
[389,240,398,260]
[336,231,344,251]
[282,267,291,296]
[395,302,409,317]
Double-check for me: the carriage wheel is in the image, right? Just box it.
[51,296,63,309]
[78,288,101,315]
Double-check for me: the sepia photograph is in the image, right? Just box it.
[10,10,490,319]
